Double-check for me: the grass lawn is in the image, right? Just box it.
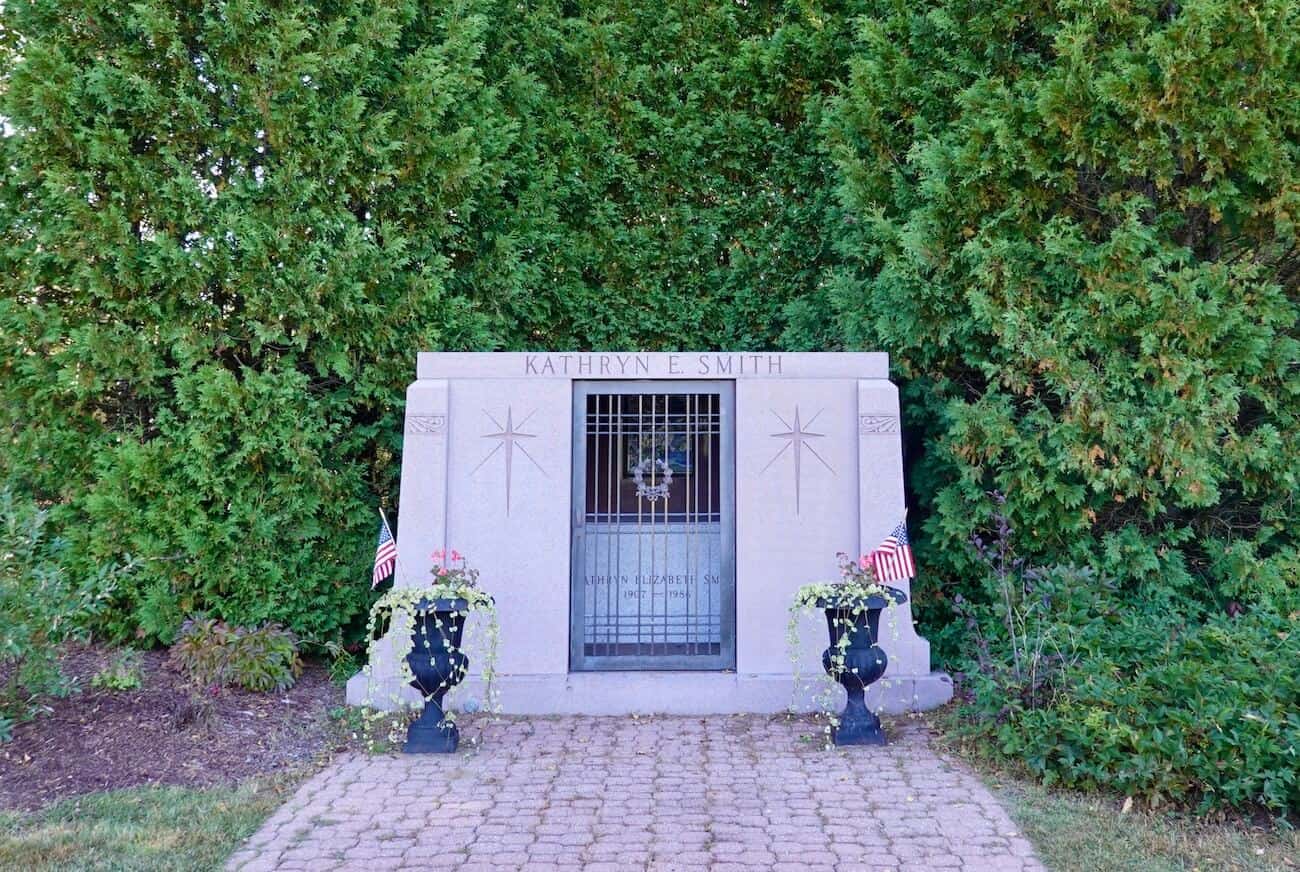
[0,776,298,872]
[990,775,1299,872]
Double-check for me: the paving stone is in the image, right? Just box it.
[224,716,1044,871]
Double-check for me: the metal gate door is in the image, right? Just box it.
[570,381,736,671]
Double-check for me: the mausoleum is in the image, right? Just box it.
[348,352,952,714]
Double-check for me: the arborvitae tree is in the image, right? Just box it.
[0,1,853,642]
[5,0,1295,648]
[0,1,522,641]
[819,0,1300,628]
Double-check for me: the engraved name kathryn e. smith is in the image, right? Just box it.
[524,353,784,377]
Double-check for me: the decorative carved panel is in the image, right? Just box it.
[858,414,899,435]
[405,414,448,435]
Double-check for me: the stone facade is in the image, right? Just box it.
[347,352,952,714]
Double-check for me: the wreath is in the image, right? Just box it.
[633,457,673,501]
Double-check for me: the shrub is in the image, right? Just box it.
[819,0,1300,632]
[227,623,303,693]
[958,607,1300,815]
[0,489,127,729]
[169,618,232,690]
[327,645,362,688]
[90,650,145,692]
[0,0,854,645]
[132,580,185,648]
[953,498,1300,814]
[170,617,302,693]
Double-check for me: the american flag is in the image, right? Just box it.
[372,511,397,588]
[870,519,916,583]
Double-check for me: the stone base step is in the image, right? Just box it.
[346,669,953,715]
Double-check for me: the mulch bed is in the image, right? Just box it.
[0,645,348,810]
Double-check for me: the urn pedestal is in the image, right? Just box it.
[403,598,469,754]
[820,588,907,746]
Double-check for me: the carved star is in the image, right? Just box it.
[762,407,833,514]
[472,407,545,514]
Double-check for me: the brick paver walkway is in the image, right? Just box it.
[228,716,1043,871]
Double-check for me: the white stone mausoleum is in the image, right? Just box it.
[348,352,952,714]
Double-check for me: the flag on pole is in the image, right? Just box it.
[372,510,397,588]
[869,518,915,583]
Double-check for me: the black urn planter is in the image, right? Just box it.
[403,597,470,754]
[819,587,907,746]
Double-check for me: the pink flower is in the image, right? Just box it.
[859,555,871,570]
[432,549,445,560]
[437,568,448,576]
[450,549,462,561]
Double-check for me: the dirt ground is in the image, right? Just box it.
[0,645,346,810]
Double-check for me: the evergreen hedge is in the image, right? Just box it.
[0,0,855,643]
[815,0,1299,634]
[2,0,1296,662]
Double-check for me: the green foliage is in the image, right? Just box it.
[2,0,1297,806]
[0,490,126,728]
[473,1,851,349]
[959,603,1300,814]
[170,617,302,692]
[327,648,360,687]
[0,0,519,643]
[820,0,1300,630]
[0,0,856,642]
[330,703,412,755]
[90,650,145,692]
[953,504,1300,814]
[822,0,1300,806]
[168,619,229,690]
[133,581,184,648]
[226,623,303,692]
